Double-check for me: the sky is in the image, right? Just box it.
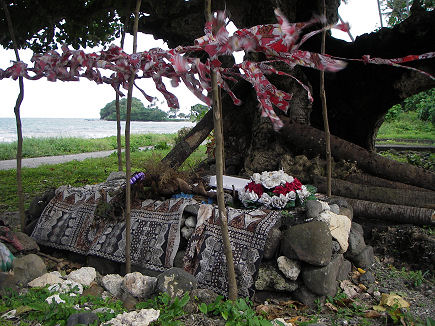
[0,0,385,119]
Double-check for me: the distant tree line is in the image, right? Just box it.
[385,88,435,124]
[100,97,169,121]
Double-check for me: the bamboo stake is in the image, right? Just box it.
[205,0,238,301]
[125,0,142,274]
[320,0,332,197]
[1,0,25,230]
[337,13,354,42]
[115,18,128,171]
[377,0,384,28]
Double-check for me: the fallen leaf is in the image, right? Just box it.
[358,268,366,274]
[335,297,354,307]
[358,283,367,291]
[325,302,338,312]
[373,305,386,312]
[289,316,311,323]
[281,299,305,310]
[380,293,410,309]
[365,310,383,318]
[255,304,283,320]
[340,280,360,299]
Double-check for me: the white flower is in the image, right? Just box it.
[283,174,294,184]
[286,191,296,201]
[300,185,310,197]
[251,173,261,184]
[271,194,288,209]
[261,178,277,189]
[245,191,259,202]
[270,173,284,187]
[261,171,283,189]
[238,189,259,207]
[258,193,273,207]
[297,186,311,203]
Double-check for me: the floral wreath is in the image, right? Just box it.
[238,170,316,209]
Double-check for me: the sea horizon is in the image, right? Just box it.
[0,117,194,143]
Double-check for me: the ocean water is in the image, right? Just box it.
[0,118,195,143]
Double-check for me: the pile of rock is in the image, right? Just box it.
[1,261,203,326]
[169,196,375,307]
[255,198,375,306]
[2,182,376,311]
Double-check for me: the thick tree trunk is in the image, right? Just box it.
[162,108,213,168]
[344,173,433,192]
[339,197,434,226]
[305,8,435,150]
[279,122,435,191]
[313,176,435,208]
[138,1,434,152]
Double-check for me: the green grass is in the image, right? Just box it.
[0,146,207,213]
[0,286,125,326]
[376,111,435,141]
[0,134,176,160]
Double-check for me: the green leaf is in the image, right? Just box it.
[179,293,190,307]
[236,298,249,311]
[199,303,208,314]
[16,305,35,315]
[221,309,229,320]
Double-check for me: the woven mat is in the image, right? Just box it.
[31,182,193,272]
[184,204,281,298]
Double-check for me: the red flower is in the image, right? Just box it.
[292,178,302,190]
[272,185,287,195]
[245,181,264,196]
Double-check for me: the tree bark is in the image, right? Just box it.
[313,175,435,208]
[344,173,433,192]
[162,109,213,168]
[1,0,25,230]
[279,122,435,191]
[338,196,434,225]
[306,8,435,150]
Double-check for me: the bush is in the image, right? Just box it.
[384,104,403,122]
[175,127,192,144]
[154,141,170,150]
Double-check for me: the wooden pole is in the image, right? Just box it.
[377,0,384,28]
[1,0,25,230]
[337,13,354,42]
[205,0,238,301]
[320,0,332,197]
[125,0,141,274]
[115,18,128,172]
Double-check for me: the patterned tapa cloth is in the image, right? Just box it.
[31,182,194,272]
[184,204,281,298]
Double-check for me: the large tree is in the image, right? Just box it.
[2,0,434,174]
[142,0,434,175]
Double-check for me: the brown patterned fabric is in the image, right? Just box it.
[31,183,193,272]
[184,204,281,298]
